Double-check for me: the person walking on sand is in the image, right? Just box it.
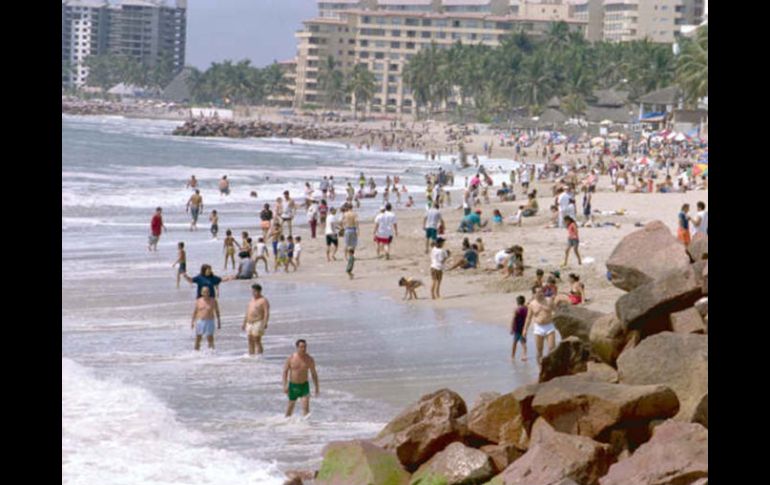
[283,339,319,417]
[148,207,167,252]
[423,202,444,255]
[525,286,557,364]
[172,242,186,288]
[325,207,340,261]
[430,237,449,299]
[242,283,270,356]
[562,216,582,267]
[677,203,692,245]
[374,203,398,260]
[342,203,360,259]
[190,286,221,351]
[511,295,528,361]
[186,190,203,231]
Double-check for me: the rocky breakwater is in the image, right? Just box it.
[286,222,708,485]
[172,118,361,140]
[62,99,133,116]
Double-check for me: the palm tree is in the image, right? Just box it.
[561,93,587,119]
[319,56,346,109]
[518,52,554,115]
[677,25,707,107]
[262,62,288,105]
[347,63,377,119]
[546,22,571,53]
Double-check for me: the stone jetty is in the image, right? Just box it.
[172,118,362,140]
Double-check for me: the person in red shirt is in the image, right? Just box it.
[562,215,582,266]
[148,207,167,252]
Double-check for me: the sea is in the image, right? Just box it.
[62,114,538,484]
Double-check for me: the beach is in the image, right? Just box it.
[62,113,707,484]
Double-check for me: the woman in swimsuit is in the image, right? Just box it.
[223,229,241,270]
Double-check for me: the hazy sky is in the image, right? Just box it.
[186,0,318,69]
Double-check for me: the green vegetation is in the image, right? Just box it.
[186,60,291,106]
[84,53,176,92]
[401,22,708,119]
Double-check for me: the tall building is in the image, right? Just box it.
[571,0,603,41]
[62,0,187,89]
[293,0,587,113]
[601,0,700,43]
[62,0,109,88]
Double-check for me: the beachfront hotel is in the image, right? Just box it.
[62,0,187,89]
[292,0,587,114]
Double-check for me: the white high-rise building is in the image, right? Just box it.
[62,0,109,88]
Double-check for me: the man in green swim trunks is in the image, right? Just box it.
[282,339,319,417]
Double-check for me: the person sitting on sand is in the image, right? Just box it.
[398,277,423,300]
[475,237,485,253]
[501,245,524,280]
[554,273,586,306]
[543,275,558,298]
[509,205,524,226]
[459,209,486,233]
[447,244,479,270]
[236,251,257,280]
[522,193,538,217]
[545,205,559,228]
[492,209,503,225]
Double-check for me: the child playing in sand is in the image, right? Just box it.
[253,237,270,273]
[492,209,503,225]
[172,242,186,288]
[509,206,524,226]
[293,236,302,268]
[511,295,528,361]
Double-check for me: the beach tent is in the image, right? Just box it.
[636,157,651,165]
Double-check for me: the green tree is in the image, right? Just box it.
[347,63,377,119]
[318,56,346,109]
[677,25,707,107]
[262,62,289,103]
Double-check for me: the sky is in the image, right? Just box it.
[186,0,318,69]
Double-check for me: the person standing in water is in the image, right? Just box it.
[281,190,297,237]
[172,242,186,288]
[148,207,167,252]
[190,286,221,351]
[186,175,198,189]
[219,175,230,196]
[186,190,203,231]
[209,210,219,239]
[283,339,319,417]
[242,284,270,356]
[223,229,240,270]
[524,286,557,364]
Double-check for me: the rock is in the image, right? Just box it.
[496,384,541,451]
[538,337,596,383]
[283,479,302,485]
[606,221,692,291]
[285,470,315,485]
[316,440,410,485]
[470,393,501,413]
[599,421,708,485]
[687,235,708,262]
[479,444,524,474]
[467,392,521,444]
[692,393,708,428]
[691,260,707,293]
[484,419,613,485]
[702,262,708,295]
[374,389,468,470]
[670,307,706,334]
[531,375,679,442]
[615,267,703,333]
[553,306,605,342]
[617,332,708,422]
[694,297,708,317]
[409,442,495,485]
[582,362,619,383]
[588,314,627,366]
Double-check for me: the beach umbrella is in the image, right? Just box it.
[591,137,604,146]
[636,157,650,165]
[692,163,708,177]
[674,133,687,142]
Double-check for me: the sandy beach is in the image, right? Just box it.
[262,176,707,327]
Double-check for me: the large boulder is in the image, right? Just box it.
[599,421,708,485]
[617,332,708,422]
[531,375,679,443]
[467,392,521,444]
[538,337,596,383]
[374,389,468,470]
[615,266,703,333]
[687,235,708,262]
[693,393,708,429]
[553,306,605,342]
[315,440,411,485]
[670,307,706,334]
[606,221,692,291]
[589,314,628,366]
[479,444,524,474]
[581,362,619,383]
[409,442,495,485]
[702,262,708,295]
[484,419,613,485]
[497,384,540,451]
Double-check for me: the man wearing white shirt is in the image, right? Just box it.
[307,201,319,239]
[691,201,708,239]
[374,203,398,260]
[325,207,340,261]
[423,203,444,254]
[430,237,449,300]
[557,187,571,229]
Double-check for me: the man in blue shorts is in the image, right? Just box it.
[423,202,444,254]
[190,286,221,350]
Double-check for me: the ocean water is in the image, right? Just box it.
[62,115,539,484]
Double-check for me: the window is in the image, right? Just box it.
[389,52,400,60]
[375,52,385,59]
[421,19,431,26]
[452,32,461,40]
[387,86,398,94]
[405,18,419,26]
[360,40,369,47]
[436,31,446,39]
[406,42,416,49]
[375,16,386,25]
[374,62,384,70]
[407,30,416,38]
[391,41,401,48]
[375,41,386,48]
[388,63,398,71]
[388,75,397,82]
[362,16,370,24]
[391,29,401,37]
[453,20,460,28]
[421,31,431,39]
[435,19,448,27]
[360,51,369,58]
[348,39,355,44]
[391,17,402,25]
